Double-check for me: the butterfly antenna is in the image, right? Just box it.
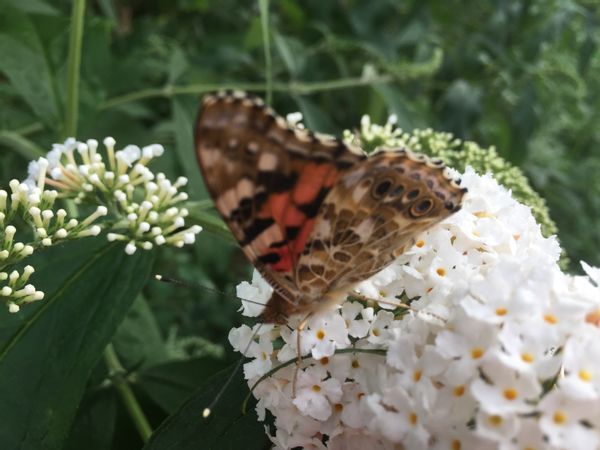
[202,323,264,418]
[154,274,267,308]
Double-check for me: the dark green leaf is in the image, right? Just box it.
[0,4,60,128]
[64,389,117,450]
[143,365,269,450]
[113,295,169,370]
[138,357,229,414]
[0,238,154,449]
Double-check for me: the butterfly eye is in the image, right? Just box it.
[372,179,393,199]
[410,198,434,217]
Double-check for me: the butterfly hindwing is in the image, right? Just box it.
[194,91,364,305]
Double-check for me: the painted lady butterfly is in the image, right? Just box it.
[195,91,465,324]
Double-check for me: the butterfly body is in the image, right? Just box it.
[195,91,466,324]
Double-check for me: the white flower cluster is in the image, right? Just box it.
[1,176,106,312]
[26,137,201,255]
[229,167,600,450]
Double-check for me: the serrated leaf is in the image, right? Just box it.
[0,238,154,449]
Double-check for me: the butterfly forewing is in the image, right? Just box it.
[195,92,364,308]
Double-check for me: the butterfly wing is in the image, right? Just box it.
[295,149,466,300]
[194,91,364,319]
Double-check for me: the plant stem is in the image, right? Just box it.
[103,343,153,442]
[64,0,86,139]
[100,75,395,110]
[259,0,272,105]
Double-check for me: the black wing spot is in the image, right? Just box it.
[258,252,281,265]
[407,189,420,200]
[410,198,433,217]
[372,179,393,199]
[240,217,275,246]
[297,187,329,218]
[286,226,301,240]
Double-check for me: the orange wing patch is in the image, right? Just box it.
[257,162,339,273]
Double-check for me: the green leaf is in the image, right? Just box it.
[138,357,230,414]
[0,4,60,128]
[3,0,59,15]
[171,97,208,200]
[143,365,269,450]
[113,295,169,370]
[64,389,117,450]
[0,238,154,449]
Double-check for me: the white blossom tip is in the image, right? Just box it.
[103,136,116,147]
[125,242,137,255]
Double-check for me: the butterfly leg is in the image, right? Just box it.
[292,313,312,398]
[350,292,411,310]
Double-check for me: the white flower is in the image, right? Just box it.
[471,355,542,415]
[292,366,342,421]
[236,269,272,317]
[228,162,600,449]
[539,389,600,450]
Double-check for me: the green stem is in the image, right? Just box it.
[103,343,153,442]
[14,122,44,137]
[64,0,86,139]
[258,0,272,105]
[100,75,395,110]
[241,347,386,413]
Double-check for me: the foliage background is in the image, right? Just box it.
[0,0,598,449]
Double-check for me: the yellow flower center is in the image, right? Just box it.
[471,347,484,359]
[412,370,422,382]
[409,412,417,425]
[453,385,465,397]
[544,314,557,324]
[488,415,503,426]
[521,352,534,363]
[311,385,321,393]
[495,307,507,316]
[503,388,518,400]
[579,369,593,382]
[436,268,446,277]
[316,329,326,340]
[416,240,425,248]
[553,410,567,425]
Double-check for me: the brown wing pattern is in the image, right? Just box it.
[295,149,466,299]
[194,91,364,308]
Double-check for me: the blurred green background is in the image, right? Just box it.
[0,0,598,448]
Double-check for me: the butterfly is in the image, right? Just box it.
[194,91,466,324]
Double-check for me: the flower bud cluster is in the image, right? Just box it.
[26,137,202,254]
[0,178,104,312]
